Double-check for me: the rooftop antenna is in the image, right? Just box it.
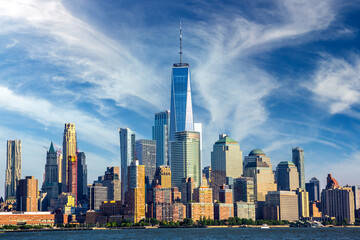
[179,21,182,65]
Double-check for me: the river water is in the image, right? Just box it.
[1,227,360,239]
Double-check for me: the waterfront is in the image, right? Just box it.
[1,227,360,240]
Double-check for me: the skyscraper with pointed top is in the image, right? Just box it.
[169,23,194,142]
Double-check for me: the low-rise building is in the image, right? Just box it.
[0,212,55,226]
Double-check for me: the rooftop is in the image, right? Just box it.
[248,149,265,156]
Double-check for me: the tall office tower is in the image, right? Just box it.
[152,111,170,167]
[154,165,171,188]
[244,149,277,219]
[88,183,107,210]
[321,174,355,223]
[171,131,201,190]
[41,142,61,209]
[95,167,121,202]
[169,25,194,142]
[127,160,145,223]
[67,156,77,205]
[62,123,77,192]
[352,186,360,218]
[119,127,135,203]
[135,140,156,187]
[77,152,87,203]
[292,147,305,189]
[202,166,211,185]
[296,188,310,218]
[305,177,320,202]
[44,142,58,183]
[233,177,255,203]
[5,140,21,202]
[275,161,299,191]
[211,134,243,200]
[17,176,38,212]
[243,149,271,171]
[264,191,299,221]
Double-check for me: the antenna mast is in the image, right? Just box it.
[179,22,182,65]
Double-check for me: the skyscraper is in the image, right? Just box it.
[41,142,61,209]
[321,174,355,223]
[17,176,38,212]
[62,123,77,192]
[292,147,305,189]
[135,139,157,187]
[119,127,135,203]
[244,149,277,219]
[67,156,78,205]
[5,140,21,202]
[171,131,201,190]
[95,167,121,202]
[88,183,107,210]
[169,25,194,142]
[211,134,243,200]
[127,160,145,223]
[154,165,172,188]
[77,152,87,203]
[152,111,170,167]
[275,161,299,191]
[305,177,320,202]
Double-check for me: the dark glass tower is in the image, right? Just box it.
[77,152,87,203]
[305,177,320,201]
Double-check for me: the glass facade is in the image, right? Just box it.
[170,131,201,191]
[119,128,135,202]
[152,110,170,167]
[169,65,194,142]
[292,147,305,189]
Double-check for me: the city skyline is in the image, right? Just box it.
[1,0,360,198]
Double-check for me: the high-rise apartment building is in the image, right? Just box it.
[352,185,360,218]
[321,174,355,223]
[154,165,171,188]
[152,111,170,167]
[77,152,87,203]
[62,123,77,192]
[171,131,201,190]
[17,176,38,212]
[276,161,299,191]
[5,140,22,202]
[119,127,135,203]
[135,140,156,187]
[306,177,320,202]
[169,30,194,142]
[292,147,305,189]
[127,160,145,222]
[211,134,243,200]
[214,185,234,220]
[296,188,310,219]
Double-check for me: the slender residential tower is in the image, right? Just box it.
[62,123,77,193]
[169,23,194,142]
[5,140,22,202]
[292,147,305,189]
[120,128,136,203]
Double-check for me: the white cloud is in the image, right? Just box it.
[0,0,167,115]
[0,85,118,153]
[306,55,360,114]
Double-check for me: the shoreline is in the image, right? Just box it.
[1,225,360,233]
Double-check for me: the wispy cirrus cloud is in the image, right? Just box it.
[306,54,360,115]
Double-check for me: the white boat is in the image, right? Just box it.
[261,224,270,229]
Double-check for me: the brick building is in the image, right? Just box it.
[0,212,55,226]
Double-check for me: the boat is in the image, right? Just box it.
[261,224,269,229]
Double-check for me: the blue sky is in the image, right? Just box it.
[0,0,360,197]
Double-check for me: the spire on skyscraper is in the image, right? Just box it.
[179,21,182,65]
